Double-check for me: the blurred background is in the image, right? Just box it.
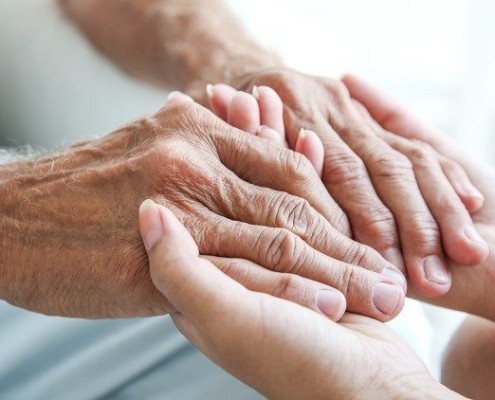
[0,0,494,381]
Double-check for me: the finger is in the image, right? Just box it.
[354,100,489,267]
[440,156,484,213]
[342,75,488,209]
[199,170,405,290]
[206,83,237,120]
[213,128,351,236]
[252,85,285,138]
[302,118,404,272]
[295,129,324,177]
[327,98,454,297]
[139,199,250,328]
[257,125,285,145]
[139,200,344,337]
[207,256,346,321]
[195,212,405,321]
[166,91,194,106]
[227,91,260,134]
[382,134,489,266]
[354,95,484,213]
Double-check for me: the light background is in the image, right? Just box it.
[0,0,494,382]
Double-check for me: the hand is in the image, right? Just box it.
[227,68,491,299]
[207,76,488,299]
[0,100,404,319]
[343,74,495,320]
[139,201,461,400]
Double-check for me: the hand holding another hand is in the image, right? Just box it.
[139,200,462,400]
[342,74,495,321]
[222,68,489,298]
[0,97,404,320]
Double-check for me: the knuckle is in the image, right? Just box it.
[436,194,463,215]
[373,150,414,180]
[324,150,368,187]
[408,140,436,166]
[336,265,367,301]
[323,79,351,104]
[275,194,319,237]
[272,273,301,301]
[441,158,462,175]
[358,209,398,249]
[406,212,441,250]
[262,229,307,274]
[284,151,315,183]
[342,242,370,266]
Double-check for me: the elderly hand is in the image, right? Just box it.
[207,76,488,300]
[0,100,405,319]
[139,201,462,400]
[225,68,489,299]
[343,74,495,321]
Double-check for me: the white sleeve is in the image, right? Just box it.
[0,149,12,165]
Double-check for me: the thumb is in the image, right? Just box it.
[138,199,248,323]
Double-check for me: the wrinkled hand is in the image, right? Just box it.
[343,74,495,321]
[0,100,404,319]
[232,68,489,298]
[139,202,459,400]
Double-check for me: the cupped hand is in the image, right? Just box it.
[139,201,458,400]
[0,97,404,319]
[225,68,489,298]
[343,74,495,321]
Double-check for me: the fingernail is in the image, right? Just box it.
[381,267,407,293]
[317,289,345,320]
[139,199,164,252]
[206,83,214,98]
[423,256,449,285]
[382,248,406,272]
[298,128,307,140]
[252,85,260,99]
[463,225,488,247]
[373,282,402,316]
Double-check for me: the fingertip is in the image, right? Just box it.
[457,226,490,265]
[381,266,407,294]
[316,289,346,321]
[373,281,405,321]
[295,129,324,177]
[228,91,260,134]
[139,199,164,252]
[407,256,451,298]
[166,91,194,106]
[461,193,485,214]
[208,83,237,120]
[255,85,285,137]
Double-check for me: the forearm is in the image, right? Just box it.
[58,0,282,101]
[0,156,26,303]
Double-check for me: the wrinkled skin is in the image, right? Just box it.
[0,102,403,319]
[234,67,489,298]
[139,201,458,400]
